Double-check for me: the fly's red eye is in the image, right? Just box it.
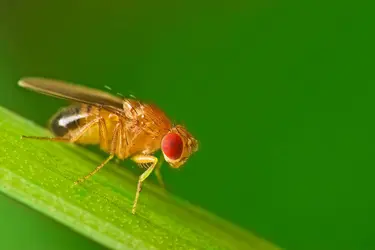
[161,133,183,160]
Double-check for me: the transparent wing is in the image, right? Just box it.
[18,77,124,113]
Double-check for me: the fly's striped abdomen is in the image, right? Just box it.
[49,104,118,146]
[49,104,92,137]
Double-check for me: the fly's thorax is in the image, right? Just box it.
[119,101,173,158]
[123,99,172,131]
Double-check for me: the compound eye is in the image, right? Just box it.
[161,133,183,160]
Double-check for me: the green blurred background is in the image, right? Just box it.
[0,1,374,250]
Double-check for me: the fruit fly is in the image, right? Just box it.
[18,77,199,214]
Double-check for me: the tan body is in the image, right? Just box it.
[51,101,172,159]
[18,77,198,214]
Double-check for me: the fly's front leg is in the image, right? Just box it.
[131,155,158,214]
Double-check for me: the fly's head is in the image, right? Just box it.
[161,125,198,169]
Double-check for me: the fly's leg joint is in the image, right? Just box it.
[131,155,158,214]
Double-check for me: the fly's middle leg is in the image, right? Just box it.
[73,121,122,185]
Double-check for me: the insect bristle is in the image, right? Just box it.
[101,85,133,99]
[139,163,150,169]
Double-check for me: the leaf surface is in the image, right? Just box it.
[0,107,280,250]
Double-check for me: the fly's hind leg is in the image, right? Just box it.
[22,117,102,144]
[130,155,158,214]
[73,121,122,185]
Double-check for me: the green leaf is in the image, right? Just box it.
[0,106,280,250]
